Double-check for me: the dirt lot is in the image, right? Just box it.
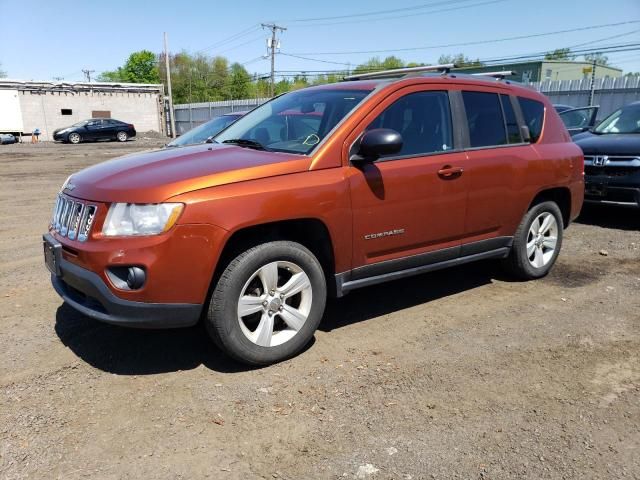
[1,139,639,480]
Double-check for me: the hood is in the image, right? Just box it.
[65,143,310,203]
[574,132,640,156]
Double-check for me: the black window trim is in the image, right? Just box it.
[456,90,531,151]
[349,88,460,164]
[516,95,546,144]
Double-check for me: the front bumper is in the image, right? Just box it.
[51,250,202,328]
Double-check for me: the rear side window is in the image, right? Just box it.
[462,91,507,148]
[518,97,545,143]
[500,95,522,143]
[367,91,453,157]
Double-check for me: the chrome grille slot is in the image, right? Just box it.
[77,205,96,242]
[51,194,97,242]
[67,202,84,240]
[59,199,72,235]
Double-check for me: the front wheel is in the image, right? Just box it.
[502,201,563,280]
[206,241,327,365]
[67,132,81,144]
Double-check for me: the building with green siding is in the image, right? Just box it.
[457,60,622,83]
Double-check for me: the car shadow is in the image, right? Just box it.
[320,261,496,332]
[55,261,499,375]
[577,203,640,231]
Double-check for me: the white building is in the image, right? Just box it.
[0,80,166,141]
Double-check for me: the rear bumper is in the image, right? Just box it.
[52,255,202,328]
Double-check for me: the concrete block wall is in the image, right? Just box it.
[19,90,163,141]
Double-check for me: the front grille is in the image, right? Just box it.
[51,194,97,242]
[585,166,638,177]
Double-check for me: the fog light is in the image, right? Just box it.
[106,266,146,290]
[126,267,146,290]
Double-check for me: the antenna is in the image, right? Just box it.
[343,64,457,81]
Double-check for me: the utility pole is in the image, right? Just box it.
[261,23,286,97]
[588,58,597,106]
[81,69,95,82]
[164,32,176,138]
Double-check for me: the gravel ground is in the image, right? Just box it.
[1,140,639,480]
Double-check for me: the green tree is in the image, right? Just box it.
[0,62,6,78]
[353,56,405,74]
[438,53,482,67]
[584,53,609,66]
[227,62,253,99]
[99,50,160,83]
[544,48,575,61]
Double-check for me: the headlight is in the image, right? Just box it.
[102,203,184,236]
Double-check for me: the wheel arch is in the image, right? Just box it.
[528,187,572,228]
[209,218,338,301]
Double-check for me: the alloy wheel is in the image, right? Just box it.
[527,212,558,268]
[237,261,312,347]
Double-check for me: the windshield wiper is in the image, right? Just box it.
[222,138,268,150]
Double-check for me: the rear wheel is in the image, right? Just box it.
[206,241,327,365]
[67,132,81,144]
[116,131,128,142]
[503,201,563,280]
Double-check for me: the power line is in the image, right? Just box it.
[195,25,261,54]
[284,0,487,22]
[287,20,640,56]
[272,43,640,77]
[285,0,505,27]
[279,53,352,66]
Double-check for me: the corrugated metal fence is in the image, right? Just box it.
[173,98,269,135]
[532,74,640,119]
[172,75,640,134]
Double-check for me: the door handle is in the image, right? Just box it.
[437,165,464,179]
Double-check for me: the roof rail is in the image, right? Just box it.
[343,63,457,81]
[471,70,517,80]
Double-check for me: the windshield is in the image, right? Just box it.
[168,115,240,147]
[214,88,372,154]
[594,104,640,134]
[72,121,88,127]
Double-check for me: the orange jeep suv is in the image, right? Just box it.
[44,66,584,365]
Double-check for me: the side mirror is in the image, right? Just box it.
[352,128,403,164]
[520,125,531,142]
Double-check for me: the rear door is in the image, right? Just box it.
[458,89,531,246]
[346,86,468,274]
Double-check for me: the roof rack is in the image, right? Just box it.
[342,63,457,81]
[471,70,517,80]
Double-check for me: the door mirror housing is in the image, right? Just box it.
[352,128,403,163]
[520,125,531,142]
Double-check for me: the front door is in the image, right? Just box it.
[346,87,468,276]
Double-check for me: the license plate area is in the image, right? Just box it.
[43,234,62,276]
[586,182,607,197]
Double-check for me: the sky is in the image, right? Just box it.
[1,0,640,82]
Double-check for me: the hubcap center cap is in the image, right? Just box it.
[268,297,282,312]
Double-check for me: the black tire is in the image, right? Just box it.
[502,201,563,280]
[206,241,327,366]
[67,132,81,144]
[116,131,128,142]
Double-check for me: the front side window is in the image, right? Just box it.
[366,90,453,157]
[594,104,640,134]
[214,88,372,154]
[518,97,545,143]
[462,91,507,148]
